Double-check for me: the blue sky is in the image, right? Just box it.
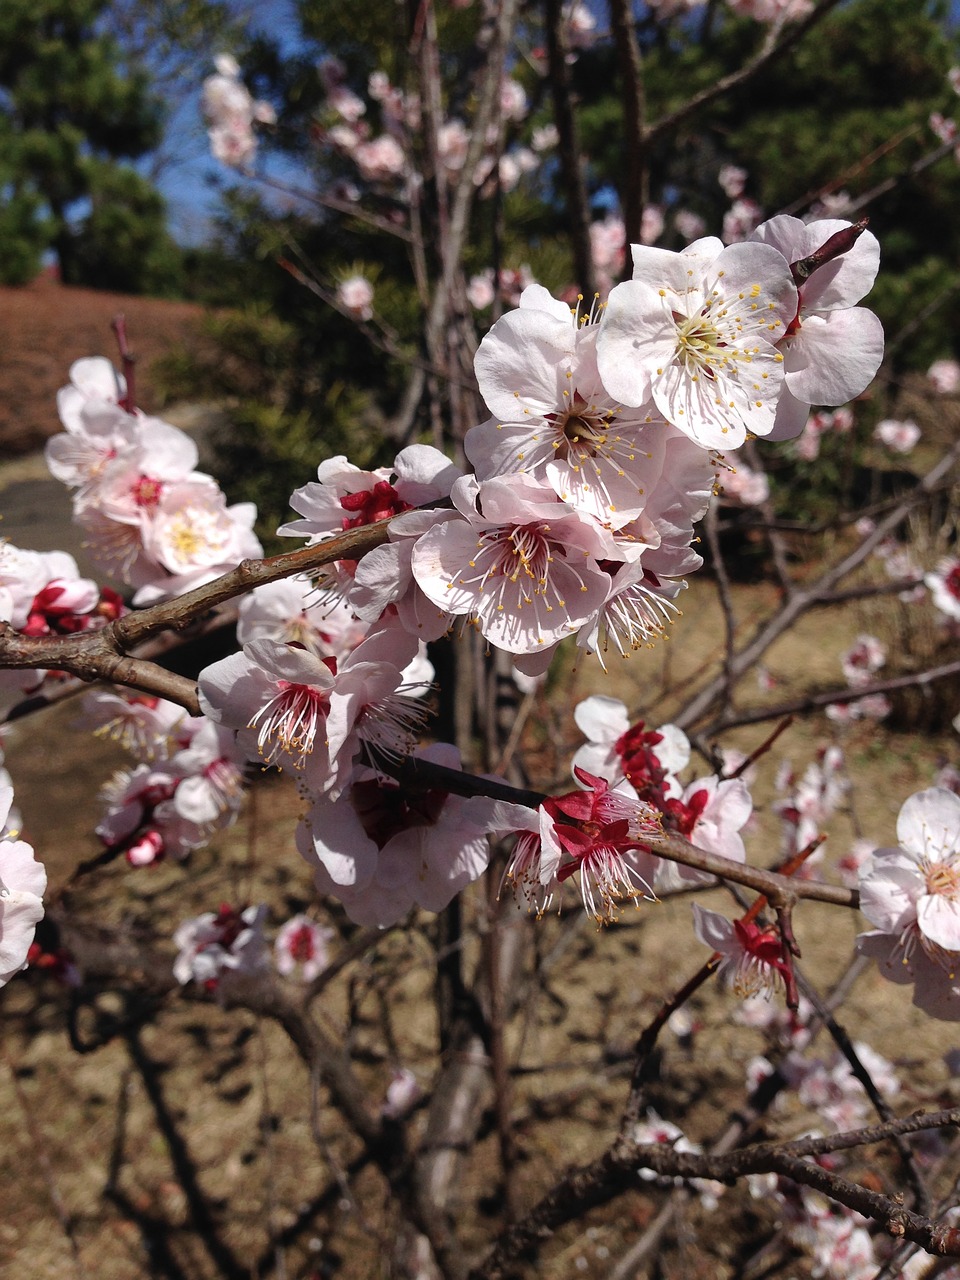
[146,0,306,244]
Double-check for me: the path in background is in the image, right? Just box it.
[0,404,224,578]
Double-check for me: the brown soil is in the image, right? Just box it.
[1,273,202,457]
[2,573,959,1279]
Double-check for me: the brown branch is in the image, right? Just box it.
[706,659,960,734]
[609,0,647,253]
[675,437,960,730]
[0,518,398,714]
[469,1110,960,1279]
[545,0,595,297]
[379,751,858,910]
[642,0,845,146]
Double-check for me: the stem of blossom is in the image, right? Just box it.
[110,313,137,414]
[723,716,795,780]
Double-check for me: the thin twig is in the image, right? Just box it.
[642,0,845,146]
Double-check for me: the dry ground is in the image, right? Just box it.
[2,566,959,1279]
[1,274,201,457]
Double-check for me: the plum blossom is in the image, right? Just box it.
[925,557,960,622]
[928,358,960,393]
[173,904,268,989]
[532,124,559,151]
[46,356,139,489]
[782,1042,899,1133]
[382,1067,422,1119]
[134,479,262,605]
[655,772,752,891]
[0,545,88,631]
[630,1109,724,1208]
[722,197,763,244]
[274,915,334,982]
[774,746,847,866]
[640,204,665,246]
[748,216,884,440]
[199,621,429,796]
[539,768,660,922]
[499,78,527,122]
[858,788,960,1019]
[411,472,616,656]
[46,359,261,603]
[825,692,891,724]
[0,786,46,987]
[296,744,502,926]
[337,274,375,320]
[570,694,689,799]
[0,744,19,838]
[930,112,957,145]
[718,165,748,199]
[590,216,626,282]
[674,209,706,242]
[353,134,406,182]
[718,455,769,505]
[79,690,187,759]
[467,271,496,310]
[467,283,671,527]
[794,407,854,461]
[236,579,367,660]
[566,3,597,48]
[279,447,461,641]
[840,633,886,685]
[693,904,797,1004]
[279,447,459,548]
[597,237,798,449]
[93,709,245,866]
[874,418,920,453]
[437,119,470,173]
[202,55,275,170]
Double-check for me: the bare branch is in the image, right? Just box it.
[643,0,846,146]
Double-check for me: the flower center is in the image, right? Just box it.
[674,311,724,375]
[288,924,317,962]
[559,409,606,452]
[132,475,164,507]
[925,860,960,900]
[248,682,328,767]
[340,481,412,529]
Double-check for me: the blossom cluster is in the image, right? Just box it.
[0,217,900,982]
[45,357,262,605]
[0,538,123,707]
[178,217,884,927]
[201,54,276,170]
[315,57,541,200]
[0,785,45,987]
[82,690,247,866]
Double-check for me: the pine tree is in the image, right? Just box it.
[0,0,172,289]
